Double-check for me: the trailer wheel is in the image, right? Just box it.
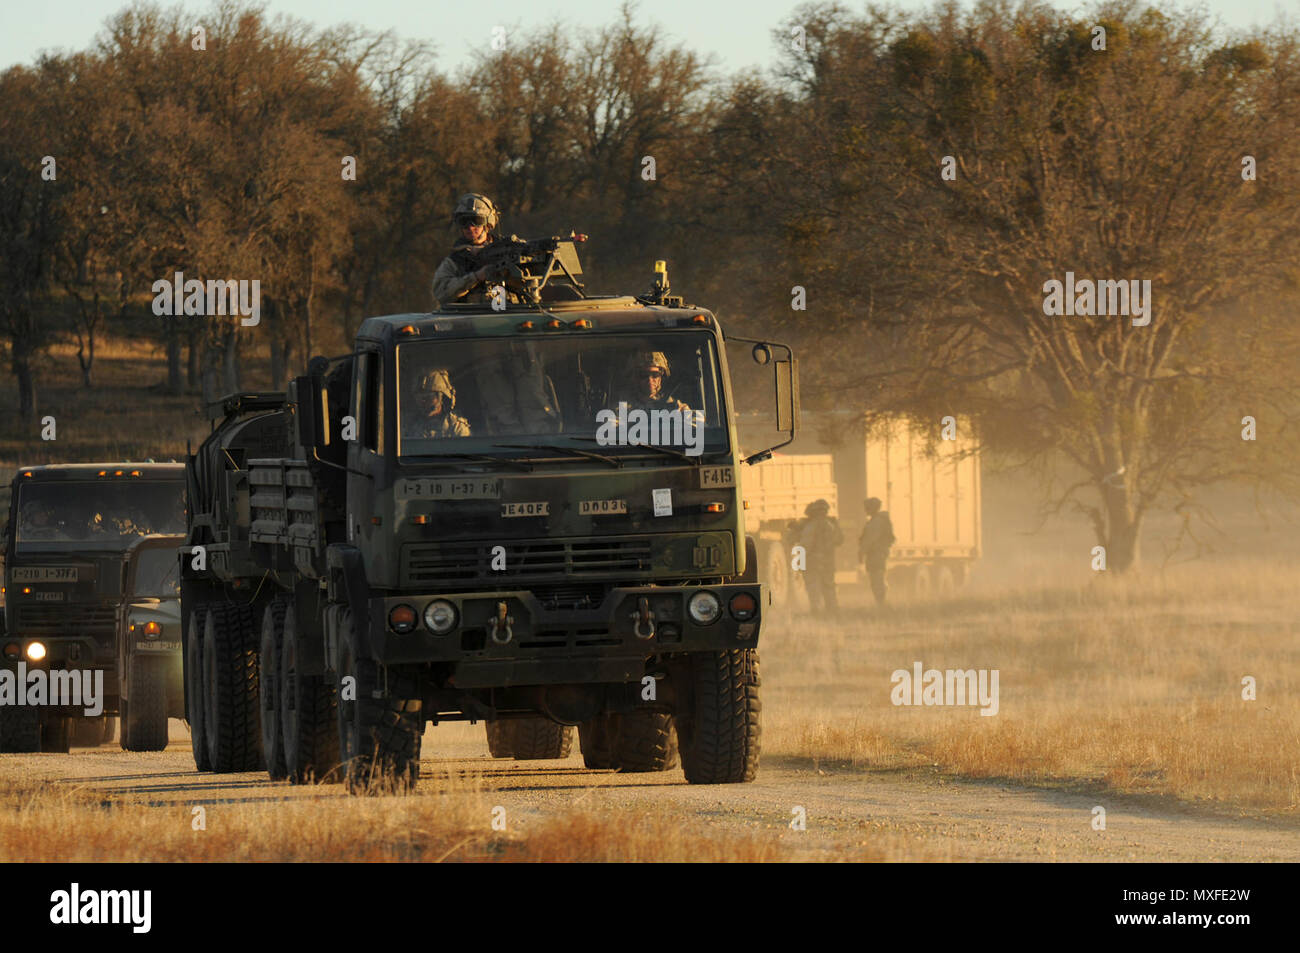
[258,600,289,780]
[280,604,340,784]
[912,565,933,597]
[123,655,169,751]
[677,649,761,784]
[578,715,616,769]
[40,714,71,753]
[508,718,573,760]
[337,613,420,794]
[611,711,678,772]
[935,565,955,597]
[0,707,40,753]
[203,605,263,772]
[186,608,210,770]
[485,721,514,758]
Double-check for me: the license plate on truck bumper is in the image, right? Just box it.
[366,583,763,669]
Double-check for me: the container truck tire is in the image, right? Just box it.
[258,600,289,780]
[337,615,420,794]
[40,714,71,753]
[912,565,933,597]
[123,655,169,751]
[509,717,573,760]
[579,715,616,769]
[935,566,955,597]
[611,711,678,772]
[203,605,263,773]
[485,721,514,758]
[186,609,211,770]
[0,707,40,753]
[281,605,340,784]
[677,649,761,784]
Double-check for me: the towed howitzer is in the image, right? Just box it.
[478,231,588,303]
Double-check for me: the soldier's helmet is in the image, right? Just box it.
[452,193,499,232]
[630,351,671,378]
[417,369,457,410]
[805,499,830,517]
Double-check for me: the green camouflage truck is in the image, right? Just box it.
[0,464,186,752]
[182,248,796,792]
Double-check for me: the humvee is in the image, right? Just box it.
[0,464,186,752]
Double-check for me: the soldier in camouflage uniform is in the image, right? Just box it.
[431,194,509,308]
[799,498,843,615]
[618,351,692,416]
[411,369,471,438]
[858,497,895,605]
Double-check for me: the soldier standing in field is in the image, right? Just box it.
[859,497,895,605]
[799,499,843,615]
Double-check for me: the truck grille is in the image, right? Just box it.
[15,604,117,646]
[402,537,653,587]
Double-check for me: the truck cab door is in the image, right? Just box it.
[346,349,385,553]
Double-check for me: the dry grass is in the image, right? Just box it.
[764,560,1300,813]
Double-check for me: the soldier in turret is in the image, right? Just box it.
[431,194,507,307]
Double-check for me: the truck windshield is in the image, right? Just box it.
[130,546,182,597]
[15,482,186,553]
[397,332,729,459]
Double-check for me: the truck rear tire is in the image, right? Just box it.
[611,711,678,772]
[186,608,210,770]
[259,600,289,780]
[485,721,514,758]
[41,714,71,753]
[280,605,340,784]
[337,619,420,794]
[579,715,615,769]
[508,717,573,760]
[203,605,263,772]
[123,655,169,751]
[0,707,40,753]
[677,649,761,784]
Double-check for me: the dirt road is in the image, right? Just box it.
[8,721,1299,862]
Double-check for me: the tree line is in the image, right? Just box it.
[2,0,1298,569]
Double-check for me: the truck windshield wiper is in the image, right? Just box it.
[492,444,623,469]
[410,452,533,472]
[569,436,704,464]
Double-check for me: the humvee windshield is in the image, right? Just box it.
[130,546,182,597]
[16,482,186,553]
[397,332,729,458]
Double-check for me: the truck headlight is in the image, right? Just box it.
[688,591,722,625]
[424,600,457,634]
[26,641,47,661]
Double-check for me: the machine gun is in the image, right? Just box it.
[477,232,588,303]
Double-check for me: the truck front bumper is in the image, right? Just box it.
[366,583,763,686]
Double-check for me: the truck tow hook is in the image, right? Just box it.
[489,601,514,645]
[631,596,656,640]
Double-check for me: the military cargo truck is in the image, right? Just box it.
[0,464,186,752]
[182,251,795,791]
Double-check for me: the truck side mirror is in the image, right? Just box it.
[775,358,798,433]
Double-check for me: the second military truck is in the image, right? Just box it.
[182,251,794,792]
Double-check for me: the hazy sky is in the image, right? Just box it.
[3,0,1295,74]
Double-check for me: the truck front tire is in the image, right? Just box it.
[611,711,678,772]
[337,617,420,794]
[677,649,761,784]
[203,605,263,772]
[0,707,40,753]
[186,608,210,770]
[123,655,169,751]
